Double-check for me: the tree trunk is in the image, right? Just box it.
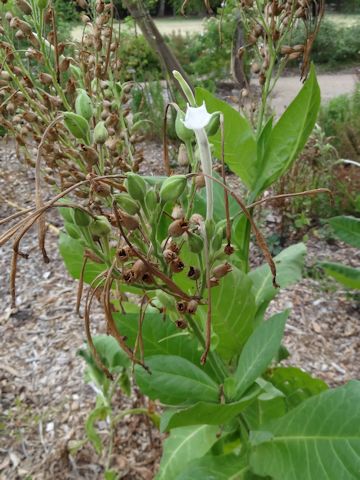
[231,17,248,89]
[158,0,166,17]
[123,0,193,93]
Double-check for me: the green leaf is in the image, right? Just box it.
[234,311,288,398]
[264,367,328,409]
[195,87,257,189]
[320,262,360,289]
[114,313,215,378]
[250,381,360,480]
[135,355,219,405]
[212,267,257,360]
[92,335,130,370]
[160,387,260,431]
[59,232,106,285]
[255,65,320,193]
[249,243,307,309]
[155,425,219,480]
[328,216,360,248]
[85,406,110,454]
[175,453,250,480]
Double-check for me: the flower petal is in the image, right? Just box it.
[183,102,212,130]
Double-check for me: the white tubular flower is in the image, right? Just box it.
[183,102,214,220]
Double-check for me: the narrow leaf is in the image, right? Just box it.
[234,312,288,398]
[328,216,360,248]
[320,262,360,289]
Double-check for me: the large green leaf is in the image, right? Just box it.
[195,87,257,189]
[59,232,106,285]
[254,65,320,193]
[249,243,307,309]
[320,262,360,289]
[212,267,257,360]
[328,216,360,248]
[234,311,288,399]
[175,453,250,480]
[265,367,328,409]
[160,387,260,432]
[250,381,360,480]
[135,355,219,405]
[155,425,219,480]
[114,313,215,378]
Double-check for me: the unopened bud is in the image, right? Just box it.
[160,175,187,204]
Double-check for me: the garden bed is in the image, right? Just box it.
[0,139,359,479]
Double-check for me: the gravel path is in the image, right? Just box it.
[0,139,359,479]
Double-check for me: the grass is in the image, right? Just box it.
[327,12,360,27]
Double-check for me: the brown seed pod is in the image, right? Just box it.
[38,72,52,85]
[168,219,188,238]
[176,301,187,313]
[293,44,305,52]
[123,270,136,284]
[195,174,205,189]
[132,259,148,280]
[210,276,219,287]
[176,319,188,329]
[163,249,177,264]
[187,299,198,314]
[188,266,200,281]
[59,57,71,73]
[251,62,261,74]
[117,245,135,261]
[212,262,232,279]
[93,182,111,198]
[288,51,302,60]
[224,244,235,256]
[118,210,139,231]
[16,0,32,15]
[169,242,180,254]
[170,258,184,273]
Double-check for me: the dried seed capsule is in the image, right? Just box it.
[188,232,204,254]
[170,258,184,273]
[212,262,232,279]
[94,121,108,145]
[188,266,200,280]
[251,62,261,74]
[64,112,91,145]
[114,193,140,215]
[160,175,187,203]
[118,210,139,231]
[178,143,189,166]
[126,173,147,201]
[39,73,52,85]
[75,89,93,121]
[72,208,92,227]
[163,249,177,264]
[176,319,188,329]
[176,301,188,313]
[224,243,235,256]
[195,174,205,189]
[132,259,148,280]
[16,0,32,14]
[187,299,198,314]
[175,109,194,143]
[168,219,188,238]
[81,145,99,166]
[90,215,111,236]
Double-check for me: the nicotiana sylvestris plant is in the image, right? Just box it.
[1,2,360,478]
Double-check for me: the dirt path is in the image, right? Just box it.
[271,72,358,116]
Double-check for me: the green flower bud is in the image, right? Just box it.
[75,89,93,121]
[156,290,176,310]
[37,0,48,10]
[90,216,111,236]
[205,218,215,239]
[175,110,194,143]
[160,175,187,204]
[126,173,147,201]
[188,232,204,254]
[145,188,158,212]
[114,193,140,215]
[64,222,81,239]
[93,121,108,145]
[212,228,223,252]
[205,112,221,136]
[72,208,92,227]
[64,112,90,145]
[58,204,74,224]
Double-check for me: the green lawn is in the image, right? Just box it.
[327,12,360,26]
